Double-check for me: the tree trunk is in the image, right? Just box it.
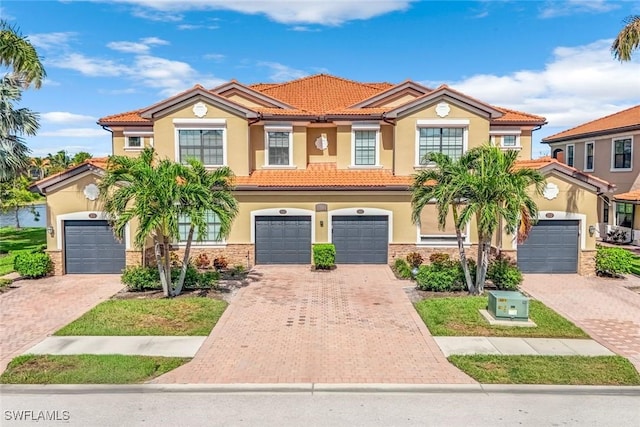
[163,236,173,296]
[475,237,491,295]
[452,205,474,294]
[173,225,194,296]
[14,207,20,229]
[154,241,170,297]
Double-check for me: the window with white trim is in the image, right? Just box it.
[616,202,633,228]
[418,128,463,164]
[354,130,377,165]
[125,136,142,148]
[613,137,632,170]
[585,142,594,171]
[178,211,222,243]
[502,135,517,147]
[264,125,293,166]
[178,129,224,166]
[566,144,575,167]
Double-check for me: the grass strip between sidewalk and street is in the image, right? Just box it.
[0,227,46,276]
[449,355,640,385]
[55,298,227,336]
[415,296,588,338]
[0,355,189,384]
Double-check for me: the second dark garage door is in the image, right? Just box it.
[64,220,126,274]
[332,215,388,264]
[255,216,312,264]
[517,220,579,273]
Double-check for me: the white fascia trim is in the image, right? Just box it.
[351,127,380,167]
[264,126,294,167]
[351,122,381,131]
[172,118,227,127]
[414,123,468,167]
[45,170,103,194]
[584,141,595,172]
[513,211,587,250]
[566,143,575,167]
[56,211,131,250]
[489,129,522,135]
[174,124,228,167]
[250,208,315,244]
[610,135,634,172]
[123,130,154,136]
[328,207,393,243]
[417,119,470,127]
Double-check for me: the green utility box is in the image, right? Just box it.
[487,291,530,321]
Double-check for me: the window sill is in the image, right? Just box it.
[584,169,594,173]
[610,168,633,172]
[175,242,227,248]
[348,165,383,169]
[499,145,522,151]
[413,165,436,170]
[124,147,143,151]
[261,165,297,170]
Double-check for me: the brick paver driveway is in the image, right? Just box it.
[521,274,640,371]
[155,265,472,384]
[0,275,123,373]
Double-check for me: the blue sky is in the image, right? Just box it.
[4,0,640,158]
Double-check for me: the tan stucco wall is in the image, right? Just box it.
[226,94,267,109]
[307,127,337,164]
[377,93,419,108]
[394,101,491,176]
[500,173,599,251]
[152,100,250,176]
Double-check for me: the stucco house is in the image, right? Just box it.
[543,105,640,244]
[32,74,614,275]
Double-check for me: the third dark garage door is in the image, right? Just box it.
[517,219,579,273]
[332,215,388,264]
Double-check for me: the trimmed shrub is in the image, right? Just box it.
[429,252,451,266]
[405,252,424,269]
[313,244,336,269]
[595,246,634,277]
[416,262,465,292]
[230,265,245,277]
[393,258,413,279]
[121,266,161,291]
[194,253,210,269]
[487,255,522,290]
[212,256,229,271]
[13,252,52,278]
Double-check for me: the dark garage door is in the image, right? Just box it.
[255,216,312,264]
[517,220,579,273]
[64,220,126,274]
[332,216,388,264]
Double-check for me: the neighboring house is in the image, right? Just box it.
[32,74,614,275]
[543,105,640,243]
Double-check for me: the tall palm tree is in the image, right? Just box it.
[99,148,238,297]
[71,151,92,166]
[0,20,46,88]
[30,156,49,180]
[411,152,476,293]
[612,15,640,61]
[46,150,72,173]
[0,74,38,181]
[457,145,545,295]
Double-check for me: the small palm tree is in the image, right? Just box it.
[71,151,92,166]
[0,20,46,88]
[99,148,238,297]
[612,15,640,61]
[46,150,72,173]
[458,145,545,294]
[411,152,476,293]
[30,156,50,180]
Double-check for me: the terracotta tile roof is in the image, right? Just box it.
[253,107,314,116]
[31,157,109,189]
[493,106,546,123]
[252,74,389,115]
[248,83,280,91]
[543,105,640,142]
[614,189,640,202]
[514,156,613,190]
[234,162,411,188]
[98,109,149,124]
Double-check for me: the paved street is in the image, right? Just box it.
[154,265,472,384]
[0,275,123,373]
[2,385,638,427]
[521,274,640,371]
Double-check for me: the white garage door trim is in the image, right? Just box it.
[56,211,131,250]
[513,211,586,250]
[328,207,393,243]
[250,208,315,243]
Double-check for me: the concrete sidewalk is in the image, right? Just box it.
[25,336,206,358]
[434,337,615,357]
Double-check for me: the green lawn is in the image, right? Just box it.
[449,355,640,385]
[0,227,46,276]
[55,298,227,336]
[415,296,588,338]
[630,254,640,276]
[0,354,189,384]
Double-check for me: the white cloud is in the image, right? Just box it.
[28,32,76,51]
[107,37,169,54]
[203,53,225,61]
[41,112,96,124]
[131,8,183,22]
[39,128,108,138]
[109,0,415,25]
[177,23,219,30]
[258,61,308,82]
[435,39,640,128]
[290,26,321,32]
[48,53,128,77]
[539,0,619,18]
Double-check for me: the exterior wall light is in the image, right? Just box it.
[47,226,54,237]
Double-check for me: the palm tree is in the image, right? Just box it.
[0,20,46,88]
[612,15,640,61]
[46,150,72,173]
[71,151,92,166]
[30,156,49,180]
[0,74,38,181]
[457,145,545,294]
[99,148,238,297]
[411,152,476,293]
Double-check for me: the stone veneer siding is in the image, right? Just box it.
[47,250,63,276]
[171,244,255,270]
[388,244,480,265]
